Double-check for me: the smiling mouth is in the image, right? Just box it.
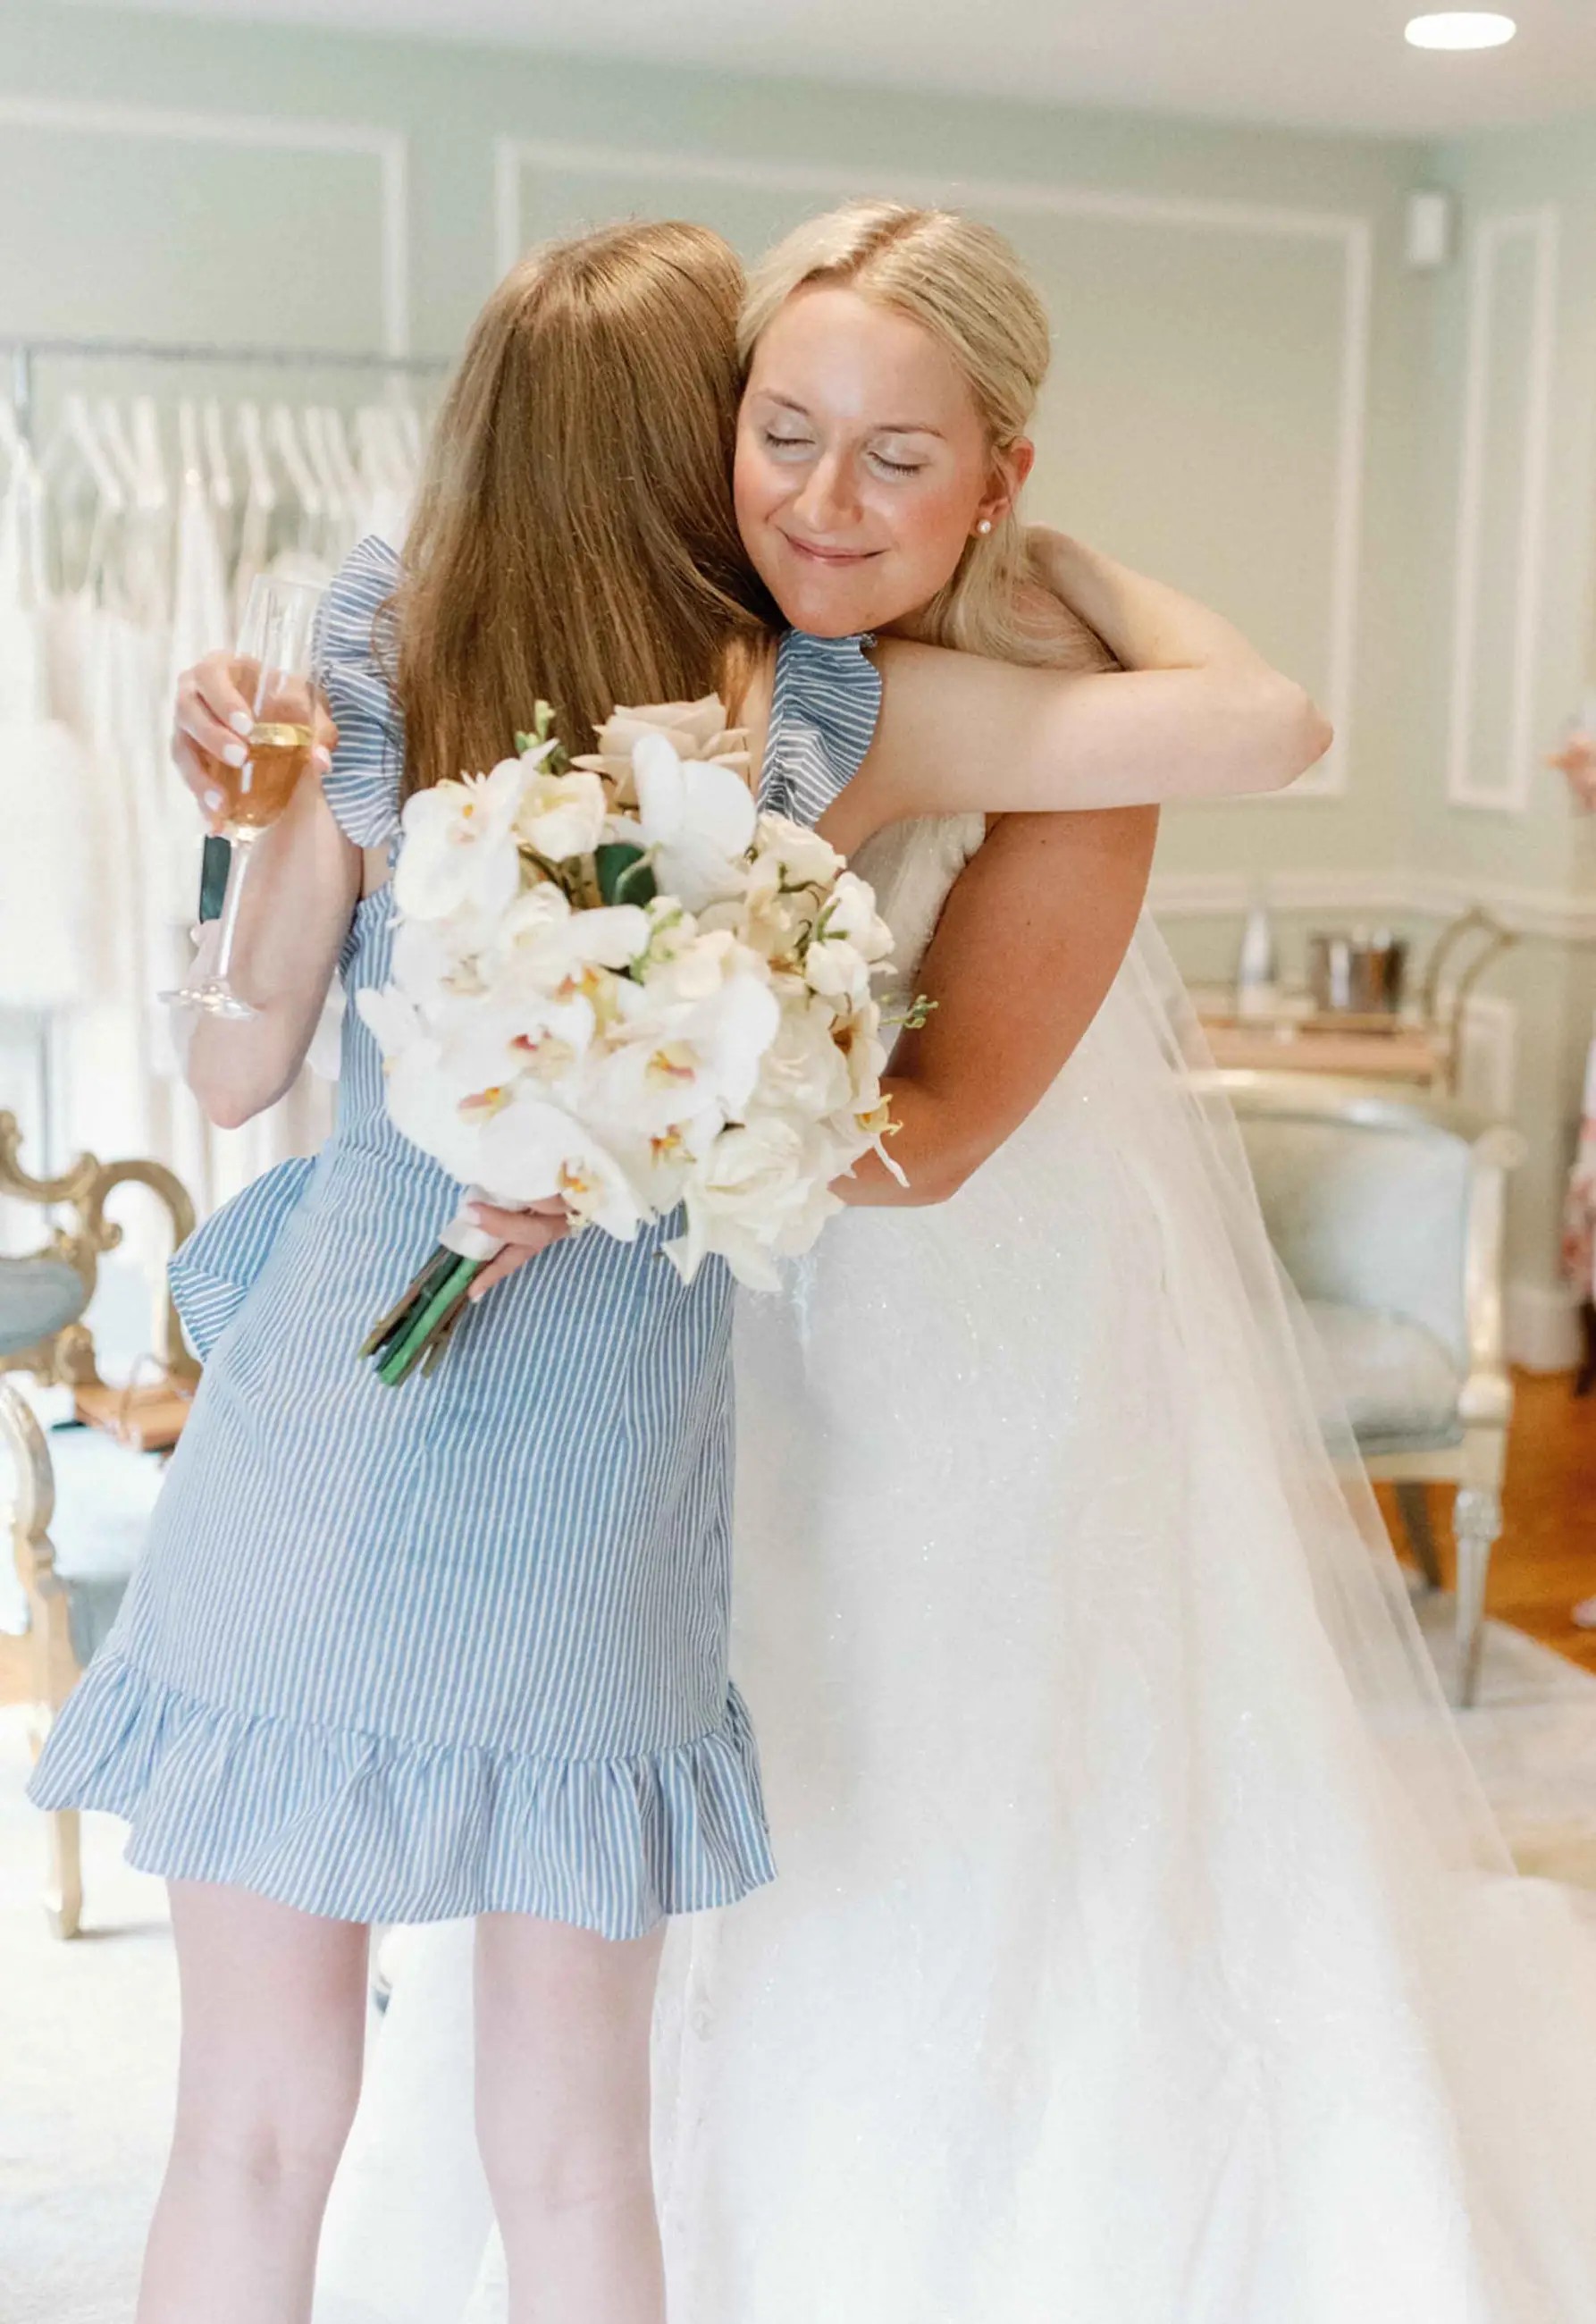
[780,534,881,567]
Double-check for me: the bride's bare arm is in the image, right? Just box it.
[838,804,1157,1207]
[818,534,1329,855]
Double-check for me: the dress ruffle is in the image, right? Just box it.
[29,1651,775,1939]
[168,1152,315,1361]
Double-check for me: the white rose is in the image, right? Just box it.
[665,1116,817,1290]
[515,768,609,863]
[575,696,750,806]
[754,997,852,1119]
[752,812,844,893]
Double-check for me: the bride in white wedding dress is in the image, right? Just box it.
[313,205,1596,2323]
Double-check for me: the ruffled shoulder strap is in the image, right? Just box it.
[314,534,406,848]
[758,629,882,831]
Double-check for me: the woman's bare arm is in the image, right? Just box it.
[183,775,362,1130]
[840,804,1158,1207]
[819,532,1330,855]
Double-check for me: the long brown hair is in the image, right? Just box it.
[396,220,777,798]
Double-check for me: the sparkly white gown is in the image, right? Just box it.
[316,818,1596,2324]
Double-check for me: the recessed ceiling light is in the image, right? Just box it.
[1405,12,1517,49]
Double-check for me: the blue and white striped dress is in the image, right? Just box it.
[29,536,882,1938]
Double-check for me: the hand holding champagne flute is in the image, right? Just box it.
[164,574,327,1017]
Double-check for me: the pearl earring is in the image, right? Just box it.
[977,518,993,535]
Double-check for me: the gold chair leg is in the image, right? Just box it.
[45,1807,83,1940]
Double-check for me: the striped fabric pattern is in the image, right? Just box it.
[29,540,878,1939]
[759,626,882,829]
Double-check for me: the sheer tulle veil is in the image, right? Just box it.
[315,891,1596,2324]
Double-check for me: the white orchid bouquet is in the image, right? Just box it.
[357,695,911,1385]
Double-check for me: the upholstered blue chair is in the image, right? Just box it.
[1201,1073,1521,1709]
[0,1111,196,1935]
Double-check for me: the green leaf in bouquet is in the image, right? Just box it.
[595,843,656,907]
[616,857,658,908]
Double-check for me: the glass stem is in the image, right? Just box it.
[211,830,257,992]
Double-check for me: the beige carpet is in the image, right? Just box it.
[5,1604,1596,2324]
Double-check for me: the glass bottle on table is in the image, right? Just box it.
[164,573,324,1019]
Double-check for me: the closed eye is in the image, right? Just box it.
[762,430,815,457]
[869,451,926,478]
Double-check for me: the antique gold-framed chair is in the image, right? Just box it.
[0,1110,197,1936]
[1197,1072,1520,1709]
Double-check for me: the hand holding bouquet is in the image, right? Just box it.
[357,695,910,1384]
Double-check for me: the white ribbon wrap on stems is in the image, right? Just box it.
[437,1190,509,1267]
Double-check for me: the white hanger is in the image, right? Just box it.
[268,400,323,524]
[47,392,128,514]
[94,395,143,508]
[236,400,278,513]
[130,395,170,512]
[177,397,204,486]
[359,403,410,498]
[318,404,363,509]
[394,400,424,469]
[201,398,235,512]
[301,405,345,525]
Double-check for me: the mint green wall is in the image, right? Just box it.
[3,1,1593,1343]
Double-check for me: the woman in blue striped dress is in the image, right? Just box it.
[40,218,1321,2324]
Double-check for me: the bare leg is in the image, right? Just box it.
[475,1911,667,2324]
[138,1881,369,2324]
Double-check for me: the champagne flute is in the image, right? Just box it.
[164,574,324,1019]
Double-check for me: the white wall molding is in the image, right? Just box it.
[0,96,411,357]
[1150,863,1596,944]
[1445,204,1559,816]
[495,136,1369,799]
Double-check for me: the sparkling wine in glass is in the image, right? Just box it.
[164,574,324,1019]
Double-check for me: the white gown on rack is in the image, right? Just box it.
[315,818,1596,2324]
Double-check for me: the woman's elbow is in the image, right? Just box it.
[1253,676,1333,794]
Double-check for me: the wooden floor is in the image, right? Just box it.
[5,1369,1596,1711]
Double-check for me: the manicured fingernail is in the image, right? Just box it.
[312,745,332,772]
[206,787,224,810]
[223,742,247,767]
[229,710,252,737]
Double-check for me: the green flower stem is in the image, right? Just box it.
[357,1242,458,1361]
[376,1253,481,1387]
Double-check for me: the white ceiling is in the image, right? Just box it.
[46,0,1596,135]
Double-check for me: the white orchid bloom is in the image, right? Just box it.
[356,981,424,1060]
[633,731,757,911]
[594,965,780,1144]
[488,884,650,997]
[474,1090,643,1240]
[515,767,609,863]
[393,760,524,923]
[389,909,493,1003]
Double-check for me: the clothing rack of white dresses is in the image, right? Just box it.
[3,334,450,448]
[0,334,449,1293]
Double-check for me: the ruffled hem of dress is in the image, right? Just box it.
[28,1653,776,1939]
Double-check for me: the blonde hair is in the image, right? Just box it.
[396,220,777,799]
[741,200,1112,670]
